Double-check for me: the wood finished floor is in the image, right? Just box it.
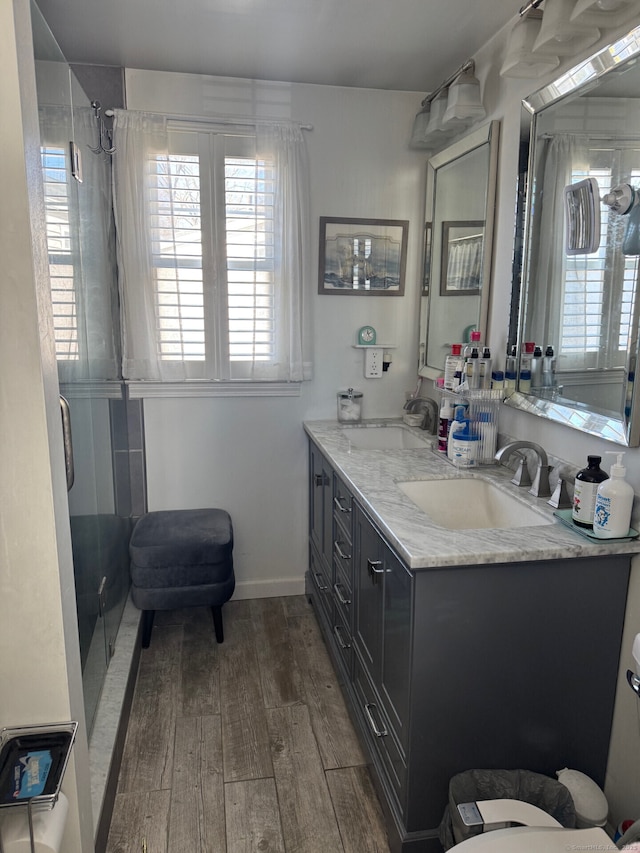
[106,596,391,853]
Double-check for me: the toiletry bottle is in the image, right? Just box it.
[519,341,535,393]
[479,346,492,389]
[491,369,504,391]
[444,343,463,391]
[465,347,480,389]
[542,345,556,388]
[593,452,635,538]
[447,406,467,462]
[450,421,479,468]
[572,455,609,529]
[531,345,543,389]
[438,397,453,453]
[504,345,518,396]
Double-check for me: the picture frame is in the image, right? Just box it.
[422,222,432,294]
[318,216,409,296]
[440,220,485,296]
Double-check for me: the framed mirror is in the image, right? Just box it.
[506,24,640,446]
[418,121,500,378]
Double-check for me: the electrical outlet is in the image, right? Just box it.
[364,347,383,378]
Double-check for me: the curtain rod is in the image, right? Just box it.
[420,59,474,108]
[114,108,312,131]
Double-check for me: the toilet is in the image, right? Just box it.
[451,798,636,852]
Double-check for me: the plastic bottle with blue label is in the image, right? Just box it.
[593,452,634,538]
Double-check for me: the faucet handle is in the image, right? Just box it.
[547,474,572,510]
[530,464,552,499]
[510,452,532,488]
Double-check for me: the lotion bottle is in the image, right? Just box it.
[593,452,635,538]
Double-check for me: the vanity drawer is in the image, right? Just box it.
[333,474,353,541]
[309,544,333,625]
[353,652,407,812]
[331,603,353,676]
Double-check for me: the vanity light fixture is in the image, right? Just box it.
[409,102,433,149]
[571,0,640,29]
[533,0,601,55]
[442,66,486,126]
[424,90,456,138]
[501,8,561,77]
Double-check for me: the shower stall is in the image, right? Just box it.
[31,2,134,738]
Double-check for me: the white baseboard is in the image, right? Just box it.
[233,576,306,600]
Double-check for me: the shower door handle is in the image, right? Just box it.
[60,395,74,491]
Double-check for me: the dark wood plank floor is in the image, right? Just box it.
[106,596,391,853]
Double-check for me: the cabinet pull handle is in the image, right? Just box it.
[333,582,351,605]
[333,624,351,649]
[313,571,328,592]
[314,473,324,487]
[367,559,384,575]
[364,702,387,737]
[334,541,351,561]
[333,495,351,514]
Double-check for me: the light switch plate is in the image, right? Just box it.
[364,347,383,378]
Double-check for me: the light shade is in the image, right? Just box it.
[424,91,456,139]
[533,0,601,55]
[409,103,432,149]
[500,9,561,78]
[571,0,640,27]
[442,69,486,125]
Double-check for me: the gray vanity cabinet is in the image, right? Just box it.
[306,436,631,853]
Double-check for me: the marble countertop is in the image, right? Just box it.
[304,419,640,570]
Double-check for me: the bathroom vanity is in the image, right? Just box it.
[304,420,639,853]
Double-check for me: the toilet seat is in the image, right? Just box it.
[453,825,616,851]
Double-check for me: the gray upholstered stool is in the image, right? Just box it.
[129,508,235,648]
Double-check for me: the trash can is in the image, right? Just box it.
[439,769,576,850]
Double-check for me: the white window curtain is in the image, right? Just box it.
[111,110,312,382]
[525,134,586,353]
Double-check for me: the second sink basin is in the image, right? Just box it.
[341,426,431,450]
[397,477,551,530]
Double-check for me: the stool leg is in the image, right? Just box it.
[141,610,155,648]
[211,606,224,643]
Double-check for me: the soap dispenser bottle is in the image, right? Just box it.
[593,452,635,538]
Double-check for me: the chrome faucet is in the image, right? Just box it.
[403,397,438,434]
[494,440,552,498]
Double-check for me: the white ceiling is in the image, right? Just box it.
[37,0,521,93]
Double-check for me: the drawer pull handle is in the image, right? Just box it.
[334,541,351,561]
[334,582,351,606]
[333,495,351,513]
[333,624,351,650]
[367,559,384,574]
[364,702,387,738]
[313,571,328,592]
[314,473,328,487]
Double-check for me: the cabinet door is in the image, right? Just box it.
[380,548,412,750]
[309,442,332,561]
[353,503,384,674]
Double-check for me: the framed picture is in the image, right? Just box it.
[440,220,485,296]
[422,223,432,294]
[318,217,409,296]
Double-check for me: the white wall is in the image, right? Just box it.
[126,70,426,598]
[1,0,93,849]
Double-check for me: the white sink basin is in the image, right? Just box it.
[397,477,551,530]
[341,426,431,450]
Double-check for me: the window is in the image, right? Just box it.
[41,146,78,360]
[113,112,309,385]
[559,147,640,370]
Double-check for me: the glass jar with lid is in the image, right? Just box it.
[337,388,363,423]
